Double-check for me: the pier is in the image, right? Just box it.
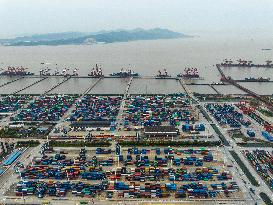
[116,77,133,130]
[82,77,103,95]
[0,74,271,97]
[209,85,221,94]
[216,64,273,112]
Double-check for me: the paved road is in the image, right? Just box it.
[198,101,273,204]
[182,82,270,205]
[116,77,132,131]
[0,96,39,127]
[0,144,42,200]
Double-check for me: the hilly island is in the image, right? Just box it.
[0,28,191,46]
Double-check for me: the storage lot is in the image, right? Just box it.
[205,103,251,128]
[0,95,33,113]
[242,149,273,191]
[11,95,77,122]
[122,94,193,128]
[7,146,243,201]
[69,95,122,122]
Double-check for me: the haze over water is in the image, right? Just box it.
[0,35,272,82]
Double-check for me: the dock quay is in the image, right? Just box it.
[209,84,220,94]
[216,64,273,112]
[0,75,271,96]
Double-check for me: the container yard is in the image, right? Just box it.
[205,103,251,128]
[1,0,273,201]
[11,95,77,122]
[242,149,273,191]
[0,76,272,205]
[47,93,217,142]
[4,146,244,202]
[122,94,193,128]
[1,122,55,139]
[69,95,122,122]
[0,95,33,113]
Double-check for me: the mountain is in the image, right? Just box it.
[0,28,191,46]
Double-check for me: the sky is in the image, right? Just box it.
[0,0,273,38]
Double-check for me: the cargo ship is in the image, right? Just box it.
[88,64,104,77]
[0,66,34,76]
[177,68,201,79]
[243,77,270,82]
[155,69,171,78]
[220,59,273,68]
[110,68,139,77]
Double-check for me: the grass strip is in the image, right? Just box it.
[229,150,259,187]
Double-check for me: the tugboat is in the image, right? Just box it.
[110,68,139,78]
[0,66,34,76]
[177,68,200,79]
[155,69,171,79]
[88,64,104,77]
[243,77,270,82]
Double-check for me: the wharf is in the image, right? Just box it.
[216,64,273,112]
[0,75,271,96]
